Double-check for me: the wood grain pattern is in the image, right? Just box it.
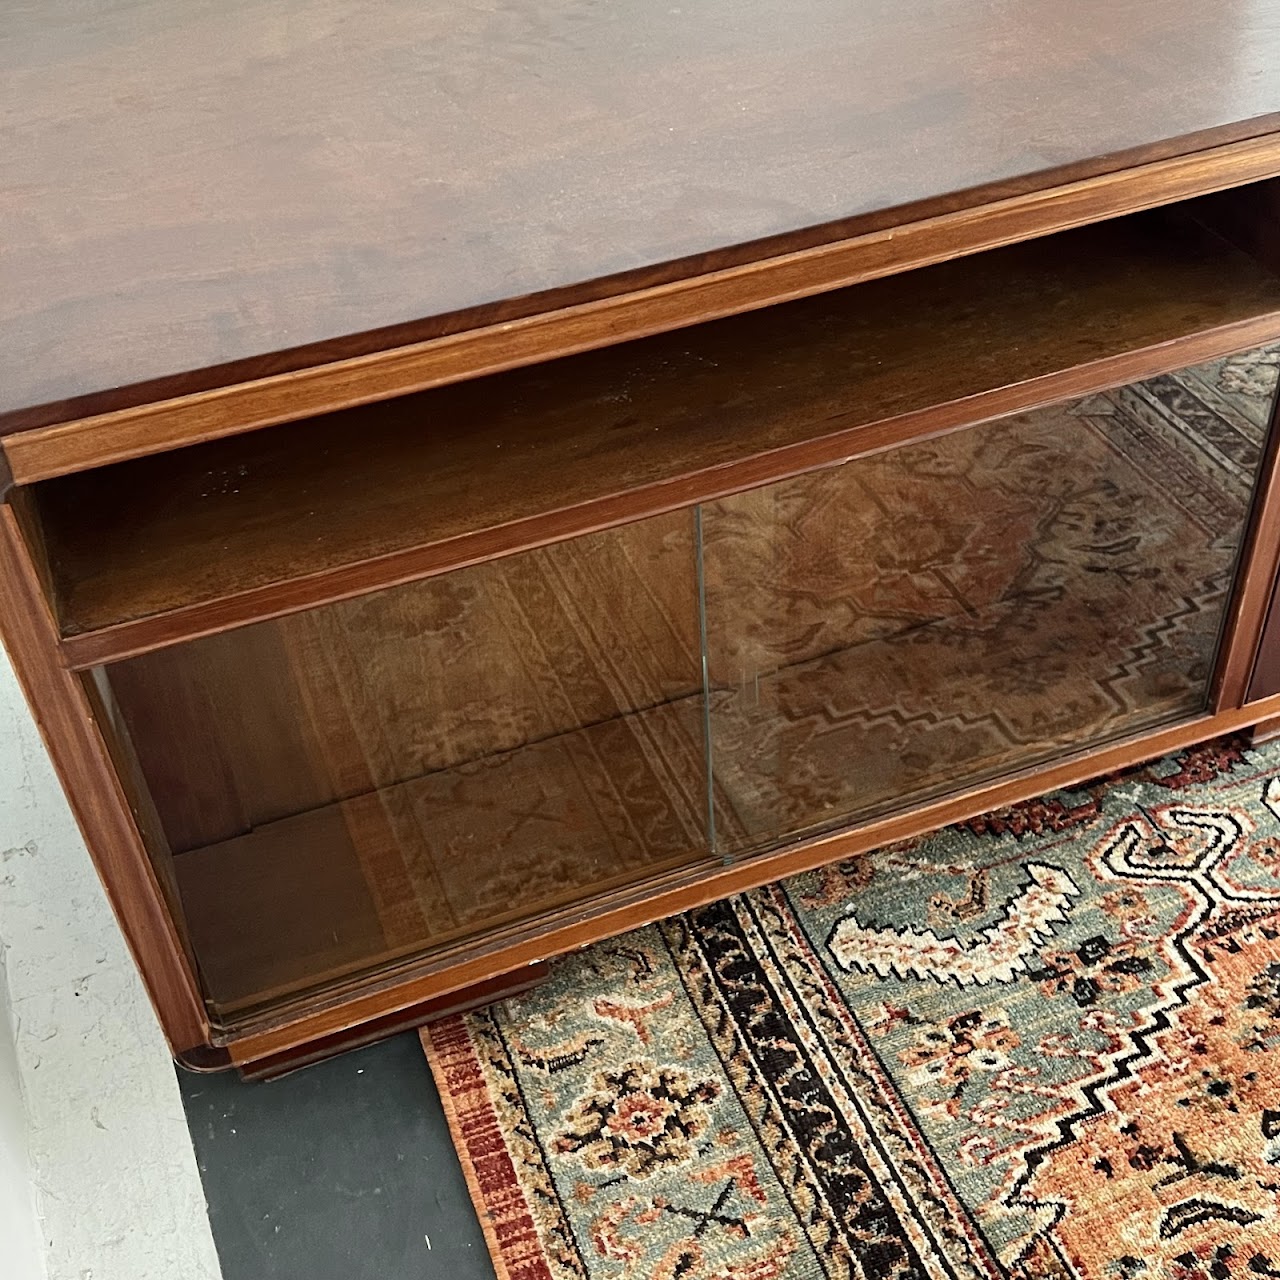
[6,0,1280,447]
[32,210,1280,668]
[10,133,1280,482]
[0,509,209,1056]
[233,963,551,1081]
[1213,368,1280,709]
[1248,574,1280,702]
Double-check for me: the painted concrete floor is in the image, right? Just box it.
[178,1033,494,1280]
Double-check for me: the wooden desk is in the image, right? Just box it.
[5,0,1280,1074]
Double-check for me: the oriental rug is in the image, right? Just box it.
[424,735,1280,1280]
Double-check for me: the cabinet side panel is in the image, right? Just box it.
[0,506,208,1054]
[105,627,343,852]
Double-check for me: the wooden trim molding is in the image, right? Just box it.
[0,506,209,1056]
[7,132,1280,485]
[1214,383,1280,709]
[232,963,552,1081]
[1251,713,1280,746]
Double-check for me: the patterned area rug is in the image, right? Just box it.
[424,736,1280,1280]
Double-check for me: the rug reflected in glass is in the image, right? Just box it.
[703,344,1280,854]
[425,735,1280,1280]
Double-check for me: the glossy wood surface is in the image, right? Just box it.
[11,136,1280,487]
[32,210,1280,667]
[1209,359,1280,710]
[236,963,552,1080]
[1249,584,1280,701]
[4,1,1280,444]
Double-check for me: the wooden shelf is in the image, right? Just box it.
[29,208,1280,668]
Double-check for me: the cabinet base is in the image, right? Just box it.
[1251,713,1280,746]
[177,962,551,1081]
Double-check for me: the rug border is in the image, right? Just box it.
[421,1018,551,1280]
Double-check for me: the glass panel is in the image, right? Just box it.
[99,509,710,1021]
[701,344,1280,855]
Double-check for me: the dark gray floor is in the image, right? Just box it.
[177,1032,496,1280]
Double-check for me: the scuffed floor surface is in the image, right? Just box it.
[0,651,221,1280]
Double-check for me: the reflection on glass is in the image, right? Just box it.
[100,509,709,1019]
[701,345,1280,854]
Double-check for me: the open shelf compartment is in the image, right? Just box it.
[22,198,1280,669]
